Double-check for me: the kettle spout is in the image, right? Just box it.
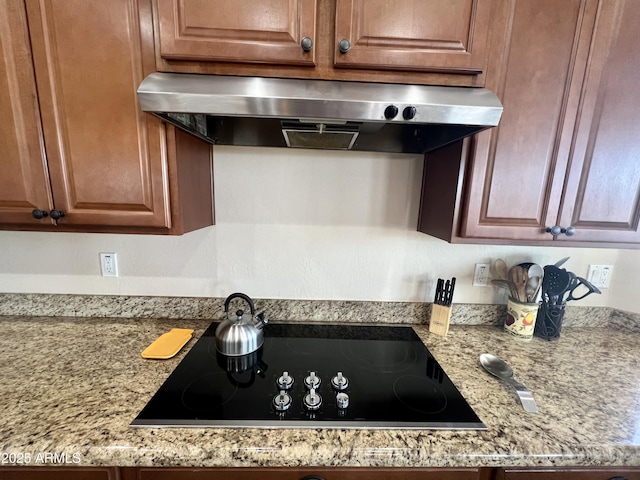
[254,312,268,330]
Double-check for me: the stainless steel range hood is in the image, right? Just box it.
[138,73,503,154]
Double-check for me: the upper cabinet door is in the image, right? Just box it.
[334,0,493,74]
[25,0,172,229]
[460,0,599,241]
[0,0,54,226]
[156,0,318,66]
[556,0,640,244]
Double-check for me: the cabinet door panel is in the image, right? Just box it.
[25,0,171,228]
[334,0,492,74]
[460,0,597,240]
[0,0,54,226]
[156,0,317,66]
[557,0,640,244]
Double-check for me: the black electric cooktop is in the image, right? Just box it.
[131,323,485,429]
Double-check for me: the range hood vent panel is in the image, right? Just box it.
[140,73,503,154]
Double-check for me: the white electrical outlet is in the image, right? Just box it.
[473,263,490,286]
[587,264,612,288]
[100,253,118,277]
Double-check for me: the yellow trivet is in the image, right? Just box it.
[141,328,194,359]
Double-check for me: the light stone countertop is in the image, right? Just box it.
[0,315,638,468]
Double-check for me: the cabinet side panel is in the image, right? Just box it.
[167,126,214,234]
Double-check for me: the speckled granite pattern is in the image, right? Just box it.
[0,294,634,330]
[0,316,638,468]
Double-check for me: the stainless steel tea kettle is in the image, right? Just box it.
[215,292,268,356]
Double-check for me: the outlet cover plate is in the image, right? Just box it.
[100,252,118,277]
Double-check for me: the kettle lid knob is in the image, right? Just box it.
[236,309,244,320]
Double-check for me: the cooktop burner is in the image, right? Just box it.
[131,323,485,429]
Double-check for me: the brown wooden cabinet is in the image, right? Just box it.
[496,466,640,480]
[0,0,214,235]
[1,465,639,480]
[156,0,318,66]
[0,467,118,480]
[334,0,493,75]
[419,0,640,247]
[0,0,54,227]
[153,0,495,86]
[120,467,484,480]
[554,0,640,245]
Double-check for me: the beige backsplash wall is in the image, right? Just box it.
[0,146,636,312]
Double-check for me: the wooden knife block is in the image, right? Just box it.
[429,304,452,336]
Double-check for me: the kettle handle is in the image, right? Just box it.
[224,292,256,316]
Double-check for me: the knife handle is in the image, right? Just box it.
[434,278,444,304]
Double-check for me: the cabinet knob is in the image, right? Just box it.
[546,226,576,236]
[607,477,629,480]
[338,38,351,53]
[546,226,563,236]
[300,36,313,52]
[301,476,325,480]
[32,209,49,220]
[50,209,65,220]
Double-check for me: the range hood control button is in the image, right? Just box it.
[276,371,294,390]
[403,106,417,120]
[384,105,399,120]
[336,392,350,410]
[303,388,322,410]
[331,372,349,391]
[304,371,321,390]
[273,390,292,411]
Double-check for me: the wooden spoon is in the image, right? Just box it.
[509,265,528,303]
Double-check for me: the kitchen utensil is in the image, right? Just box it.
[520,263,543,303]
[563,275,601,302]
[554,256,570,267]
[542,265,572,305]
[479,353,538,413]
[491,279,519,299]
[430,277,456,336]
[494,258,509,280]
[215,292,268,356]
[141,328,194,359]
[509,265,528,302]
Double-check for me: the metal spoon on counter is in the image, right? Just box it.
[479,353,538,413]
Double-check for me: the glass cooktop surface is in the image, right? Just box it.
[131,323,485,429]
